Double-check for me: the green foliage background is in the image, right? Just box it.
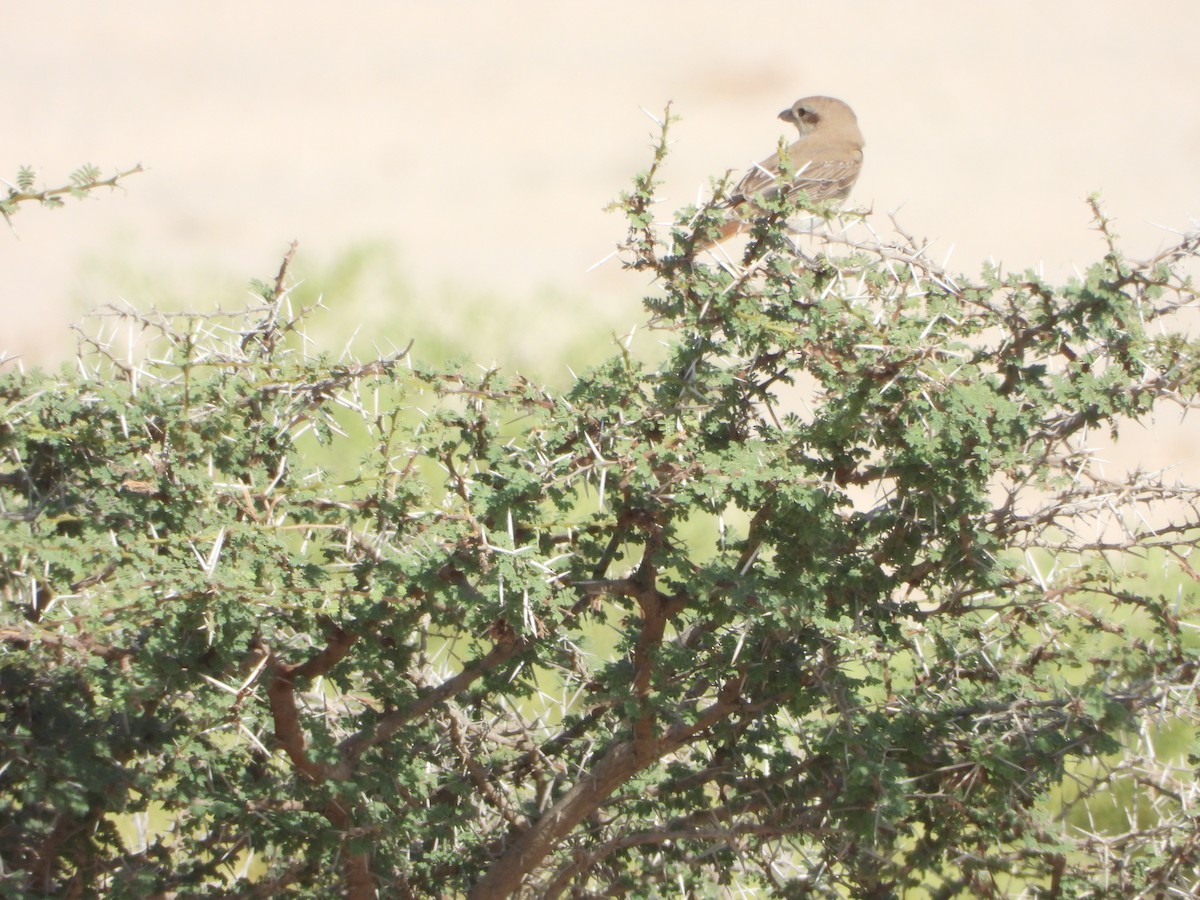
[2,145,1200,898]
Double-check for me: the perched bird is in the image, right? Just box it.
[701,95,864,247]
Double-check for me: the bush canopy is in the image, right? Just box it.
[3,122,1200,897]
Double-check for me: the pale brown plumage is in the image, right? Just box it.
[702,95,864,247]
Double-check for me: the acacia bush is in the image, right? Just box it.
[3,127,1200,897]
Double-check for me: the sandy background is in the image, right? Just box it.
[4,1,1199,467]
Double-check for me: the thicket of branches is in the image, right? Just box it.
[2,126,1200,898]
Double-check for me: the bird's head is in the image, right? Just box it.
[778,96,860,143]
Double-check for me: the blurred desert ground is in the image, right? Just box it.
[4,1,1200,470]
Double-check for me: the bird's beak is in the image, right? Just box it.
[777,108,793,123]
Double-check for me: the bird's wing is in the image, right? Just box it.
[730,153,860,206]
[728,153,784,203]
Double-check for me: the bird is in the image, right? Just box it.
[700,95,864,248]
